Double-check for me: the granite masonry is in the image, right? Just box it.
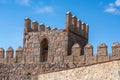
[0,12,120,80]
[38,60,120,80]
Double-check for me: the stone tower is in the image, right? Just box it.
[23,12,89,63]
[1,12,120,80]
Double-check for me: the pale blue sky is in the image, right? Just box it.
[0,0,120,54]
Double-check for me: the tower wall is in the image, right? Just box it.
[66,12,88,55]
[23,12,89,63]
[0,12,120,80]
[23,24,68,63]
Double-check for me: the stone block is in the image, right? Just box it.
[48,56,54,63]
[3,58,7,64]
[85,56,97,65]
[97,56,109,63]
[0,58,4,63]
[111,42,120,61]
[33,56,39,63]
[32,21,38,32]
[73,56,85,67]
[53,56,64,64]
[7,58,16,64]
[84,44,93,56]
[64,56,73,64]
[16,57,22,63]
[110,55,120,61]
[25,56,33,63]
[73,56,84,64]
[72,43,81,56]
[97,43,108,56]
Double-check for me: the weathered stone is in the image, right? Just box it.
[38,60,120,80]
[73,56,85,67]
[72,43,81,56]
[85,56,97,65]
[97,43,108,56]
[97,56,109,63]
[0,48,4,59]
[84,43,93,56]
[111,42,120,60]
[0,12,120,80]
[64,56,73,64]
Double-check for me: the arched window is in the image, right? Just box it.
[40,38,48,62]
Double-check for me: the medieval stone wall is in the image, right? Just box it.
[38,60,120,80]
[0,12,120,80]
[23,28,68,63]
[0,42,120,80]
[0,46,23,64]
[66,12,88,55]
[23,12,89,64]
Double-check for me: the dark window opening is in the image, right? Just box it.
[40,38,48,62]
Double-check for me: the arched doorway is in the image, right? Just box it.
[40,38,48,62]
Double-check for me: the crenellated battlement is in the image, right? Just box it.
[66,12,88,39]
[24,12,88,40]
[0,12,120,80]
[64,42,120,67]
[24,18,61,34]
[0,46,23,64]
[0,43,119,66]
[19,12,120,65]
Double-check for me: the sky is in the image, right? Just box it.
[0,0,120,54]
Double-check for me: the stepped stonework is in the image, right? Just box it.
[0,12,120,80]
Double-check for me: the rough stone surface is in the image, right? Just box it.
[38,60,120,80]
[0,12,120,80]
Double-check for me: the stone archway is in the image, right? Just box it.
[40,38,48,62]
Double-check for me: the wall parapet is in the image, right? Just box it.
[1,12,120,80]
[1,42,120,68]
[64,42,120,67]
[0,46,23,64]
[24,18,65,35]
[66,11,88,39]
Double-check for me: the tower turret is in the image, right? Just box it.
[0,48,4,59]
[32,21,38,32]
[66,11,72,31]
[24,17,31,35]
